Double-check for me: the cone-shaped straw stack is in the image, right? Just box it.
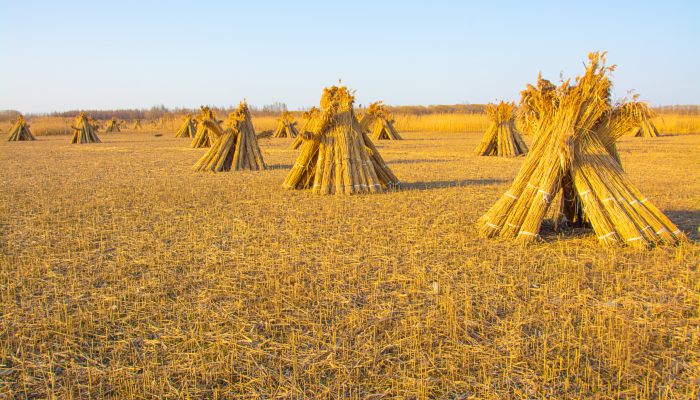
[71,113,101,144]
[133,119,142,130]
[475,101,528,157]
[193,101,266,172]
[291,107,320,149]
[7,115,36,141]
[360,102,403,140]
[478,52,684,248]
[284,86,399,194]
[273,111,299,138]
[190,106,222,148]
[629,100,660,138]
[105,117,121,132]
[175,114,197,138]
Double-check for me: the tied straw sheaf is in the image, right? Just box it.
[291,107,320,150]
[628,98,661,138]
[193,101,266,172]
[70,112,101,144]
[272,111,299,138]
[359,101,403,140]
[190,106,223,148]
[7,115,36,141]
[104,117,121,133]
[175,114,197,138]
[284,86,400,194]
[474,101,528,157]
[479,52,685,248]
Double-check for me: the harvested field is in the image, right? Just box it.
[1,130,699,398]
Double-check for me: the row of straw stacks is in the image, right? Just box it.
[478,52,684,248]
[193,102,266,172]
[7,115,36,141]
[283,86,399,194]
[475,101,527,157]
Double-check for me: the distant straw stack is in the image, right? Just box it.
[133,119,142,130]
[193,101,266,172]
[628,100,660,138]
[70,113,101,144]
[190,106,222,148]
[273,111,299,138]
[283,86,399,194]
[478,52,684,248]
[359,102,403,140]
[7,115,36,141]
[291,107,320,149]
[105,117,121,132]
[175,114,197,138]
[475,101,528,157]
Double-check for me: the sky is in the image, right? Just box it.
[1,0,699,113]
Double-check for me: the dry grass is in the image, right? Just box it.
[13,112,700,138]
[653,113,700,134]
[1,129,699,398]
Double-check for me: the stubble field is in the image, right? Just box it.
[1,130,699,398]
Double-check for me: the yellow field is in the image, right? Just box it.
[1,130,699,398]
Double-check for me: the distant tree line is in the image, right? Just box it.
[2,103,698,123]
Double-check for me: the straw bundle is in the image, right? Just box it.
[105,117,121,132]
[478,52,684,248]
[283,86,399,194]
[516,74,558,136]
[475,101,528,157]
[7,115,36,141]
[628,101,660,138]
[193,102,266,172]
[133,119,142,130]
[291,107,320,149]
[70,113,101,144]
[272,111,299,138]
[89,118,101,132]
[359,102,403,140]
[175,115,197,138]
[190,106,222,148]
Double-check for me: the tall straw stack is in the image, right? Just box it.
[359,102,403,140]
[273,111,299,138]
[133,119,142,130]
[475,101,528,157]
[71,113,101,144]
[291,107,320,149]
[193,102,266,172]
[105,117,121,133]
[190,106,222,148]
[175,114,197,138]
[7,115,36,141]
[478,52,685,248]
[283,86,399,194]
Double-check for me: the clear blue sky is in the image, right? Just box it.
[1,0,698,113]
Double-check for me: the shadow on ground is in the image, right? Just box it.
[389,159,452,165]
[403,178,507,191]
[666,209,700,241]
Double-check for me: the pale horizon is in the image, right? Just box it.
[2,0,699,114]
